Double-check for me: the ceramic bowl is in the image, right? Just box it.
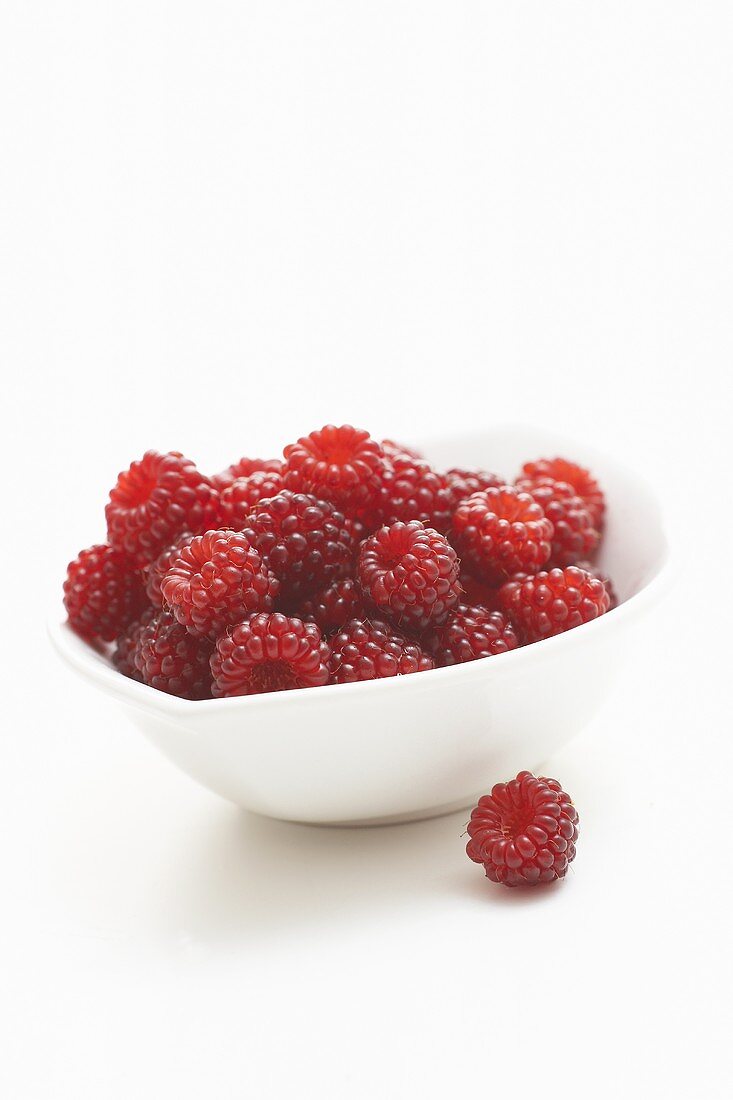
[50,426,670,825]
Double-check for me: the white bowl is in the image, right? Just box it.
[50,426,670,825]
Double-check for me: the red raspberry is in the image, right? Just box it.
[424,605,519,667]
[574,561,618,610]
[516,477,600,567]
[143,532,192,607]
[112,608,154,680]
[64,543,147,643]
[376,455,457,533]
[239,491,355,602]
[329,618,434,683]
[211,613,330,697]
[445,467,504,497]
[283,424,386,516]
[357,521,462,631]
[466,771,578,887]
[298,578,373,634]
[105,450,220,567]
[520,458,605,528]
[211,457,283,492]
[219,470,286,528]
[135,610,213,699]
[381,438,423,460]
[498,565,610,642]
[161,529,279,638]
[451,486,553,584]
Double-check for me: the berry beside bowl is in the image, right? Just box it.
[50,425,670,825]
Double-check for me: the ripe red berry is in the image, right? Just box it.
[298,577,373,634]
[516,476,600,567]
[376,455,458,533]
[520,457,605,528]
[444,467,504,497]
[218,470,286,528]
[451,486,554,584]
[498,565,610,642]
[143,532,192,607]
[283,424,386,516]
[112,608,154,680]
[64,543,147,643]
[424,605,519,667]
[467,771,578,887]
[239,491,355,602]
[135,610,214,699]
[573,560,618,610]
[105,450,220,567]
[211,613,330,697]
[357,520,462,631]
[329,618,434,683]
[161,529,279,638]
[211,457,283,492]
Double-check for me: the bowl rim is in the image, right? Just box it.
[49,425,673,719]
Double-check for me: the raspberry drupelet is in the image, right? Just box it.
[219,470,286,528]
[64,543,147,643]
[520,457,605,529]
[516,476,600,567]
[239,491,355,602]
[211,613,331,697]
[357,520,462,632]
[328,618,434,683]
[424,605,519,667]
[105,450,221,567]
[466,771,578,887]
[451,486,554,585]
[134,610,214,699]
[573,560,618,610]
[498,565,610,642]
[298,577,373,634]
[211,457,284,492]
[283,424,386,517]
[160,529,279,638]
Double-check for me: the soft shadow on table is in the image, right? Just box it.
[155,803,560,944]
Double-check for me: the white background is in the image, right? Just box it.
[1,3,732,1097]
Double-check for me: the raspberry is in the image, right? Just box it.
[357,521,462,631]
[211,457,283,492]
[161,529,279,638]
[283,424,386,516]
[516,477,600,567]
[520,458,605,528]
[239,491,355,602]
[211,613,330,697]
[112,608,154,680]
[143,532,192,607]
[381,439,423,460]
[498,565,610,642]
[424,605,519,667]
[135,610,213,699]
[64,543,147,643]
[445,468,504,497]
[219,470,286,528]
[298,578,373,634]
[451,486,554,584]
[376,455,457,533]
[329,618,434,683]
[106,450,220,567]
[574,560,618,610]
[466,771,578,887]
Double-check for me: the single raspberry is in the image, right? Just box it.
[381,438,423,460]
[105,450,220,567]
[112,608,154,680]
[451,486,554,584]
[211,457,284,492]
[211,613,330,697]
[458,571,500,611]
[357,521,462,631]
[520,458,605,528]
[376,455,457,533]
[298,578,373,634]
[466,771,578,887]
[161,529,279,638]
[64,543,147,643]
[219,470,286,528]
[573,561,618,610]
[498,565,610,642]
[239,491,355,602]
[282,424,386,516]
[135,610,213,699]
[329,618,434,683]
[424,605,519,667]
[445,467,505,497]
[516,476,600,567]
[143,532,192,607]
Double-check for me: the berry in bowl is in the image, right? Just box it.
[50,424,669,824]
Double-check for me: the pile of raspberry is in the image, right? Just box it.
[63,426,615,701]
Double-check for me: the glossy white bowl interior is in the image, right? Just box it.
[50,426,670,825]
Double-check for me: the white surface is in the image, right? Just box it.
[50,425,670,824]
[1,3,731,1097]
